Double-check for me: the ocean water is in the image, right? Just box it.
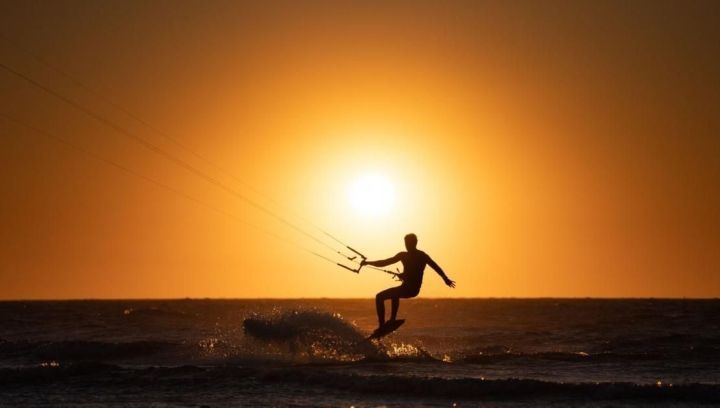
[0,298,718,407]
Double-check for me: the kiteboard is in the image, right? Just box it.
[367,319,405,340]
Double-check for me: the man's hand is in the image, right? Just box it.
[444,277,456,288]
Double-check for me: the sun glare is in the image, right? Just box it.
[347,173,396,217]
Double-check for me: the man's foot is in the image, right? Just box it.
[368,319,405,340]
[375,318,398,331]
[373,320,389,333]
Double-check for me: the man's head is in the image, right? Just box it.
[404,233,418,251]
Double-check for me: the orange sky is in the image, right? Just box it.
[1,1,719,299]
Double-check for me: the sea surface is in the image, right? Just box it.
[0,299,719,407]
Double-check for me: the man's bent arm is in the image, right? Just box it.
[365,253,401,267]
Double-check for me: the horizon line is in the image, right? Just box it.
[0,296,718,302]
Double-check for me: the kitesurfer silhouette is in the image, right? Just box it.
[361,233,455,330]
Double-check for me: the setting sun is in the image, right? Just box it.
[347,173,396,217]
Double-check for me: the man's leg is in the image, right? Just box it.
[376,293,386,327]
[376,286,403,327]
[390,297,400,321]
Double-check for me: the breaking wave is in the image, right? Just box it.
[242,309,433,362]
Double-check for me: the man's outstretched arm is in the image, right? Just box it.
[362,253,401,267]
[427,256,456,288]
